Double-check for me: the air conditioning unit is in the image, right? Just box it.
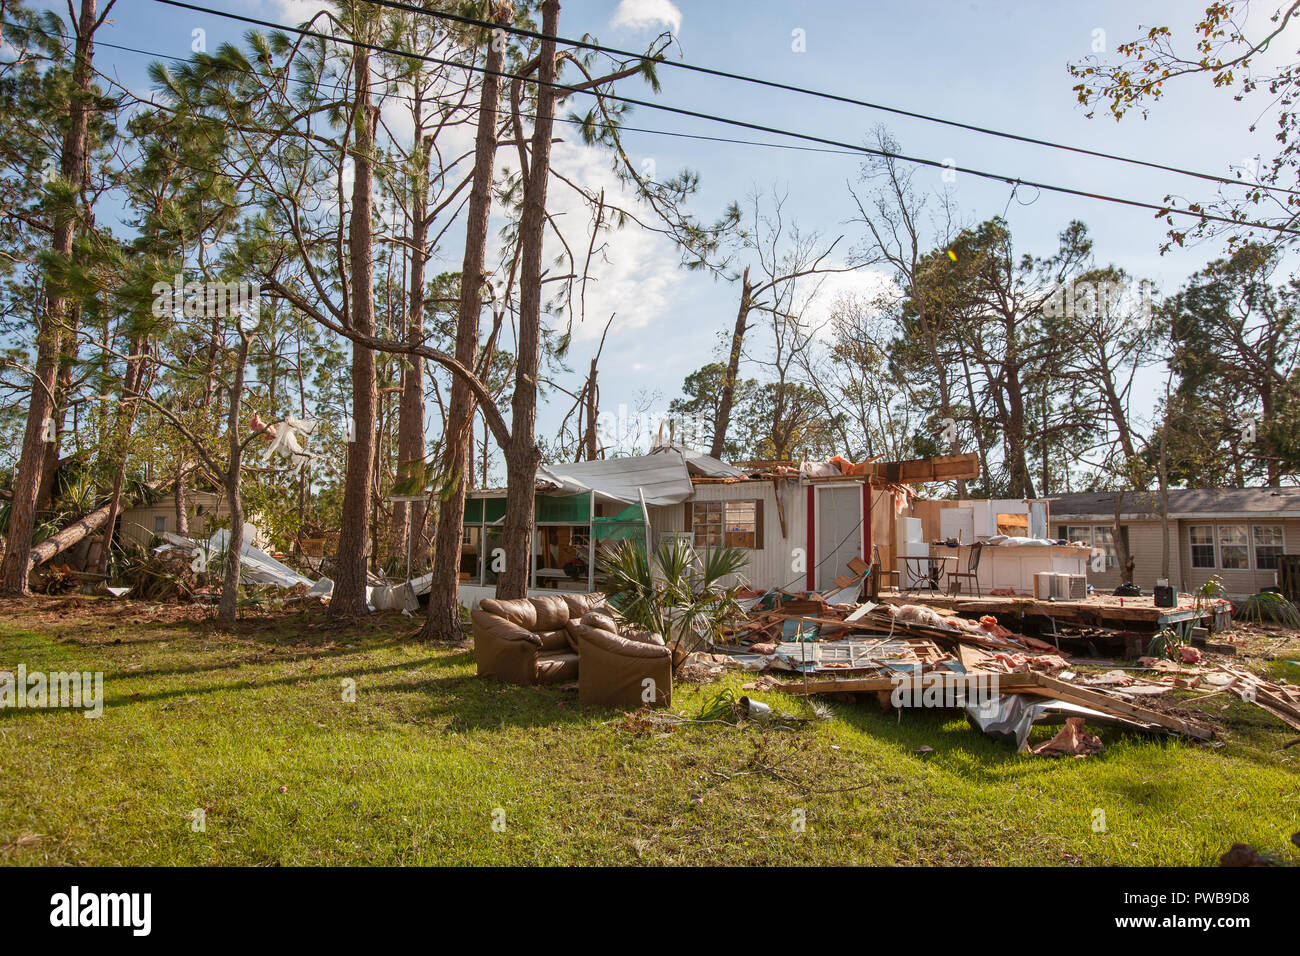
[1035,572,1081,600]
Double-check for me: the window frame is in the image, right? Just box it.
[1188,524,1216,569]
[688,499,763,551]
[1217,524,1249,570]
[1252,524,1284,571]
[1066,524,1118,568]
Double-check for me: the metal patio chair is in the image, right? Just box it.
[946,542,983,597]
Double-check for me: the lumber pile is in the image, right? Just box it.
[725,591,1222,748]
[724,583,1300,748]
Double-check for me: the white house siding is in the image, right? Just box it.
[649,479,809,591]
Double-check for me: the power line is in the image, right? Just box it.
[149,0,1300,237]
[359,0,1300,200]
[77,33,862,159]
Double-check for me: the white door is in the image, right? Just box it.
[817,485,863,593]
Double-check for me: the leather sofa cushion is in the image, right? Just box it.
[580,610,619,634]
[536,628,571,652]
[479,598,537,630]
[529,595,572,631]
[561,592,606,618]
[471,608,542,646]
[569,621,671,659]
[620,627,666,646]
[536,650,579,684]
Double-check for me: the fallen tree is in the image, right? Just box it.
[27,502,117,570]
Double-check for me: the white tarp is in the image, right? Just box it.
[161,529,315,589]
[649,442,746,479]
[537,451,693,506]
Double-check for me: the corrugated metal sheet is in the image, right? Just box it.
[539,452,693,506]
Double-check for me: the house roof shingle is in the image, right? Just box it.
[1048,486,1300,520]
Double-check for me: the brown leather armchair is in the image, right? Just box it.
[471,593,606,686]
[565,619,672,709]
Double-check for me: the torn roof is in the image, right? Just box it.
[537,451,694,506]
[649,442,746,479]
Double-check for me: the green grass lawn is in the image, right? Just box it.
[1,596,1297,866]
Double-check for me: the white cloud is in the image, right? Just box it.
[533,138,684,343]
[610,0,683,36]
[795,267,902,341]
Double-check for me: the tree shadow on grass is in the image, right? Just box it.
[409,674,604,732]
[74,653,466,712]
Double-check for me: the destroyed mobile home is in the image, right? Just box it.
[43,445,1300,756]
[446,447,1300,755]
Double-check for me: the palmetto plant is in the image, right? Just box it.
[1236,591,1300,627]
[597,536,749,671]
[1195,575,1225,612]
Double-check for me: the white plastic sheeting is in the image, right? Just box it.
[648,442,746,479]
[161,529,315,589]
[537,451,693,506]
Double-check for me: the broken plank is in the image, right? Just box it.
[776,672,1040,696]
[1027,673,1214,740]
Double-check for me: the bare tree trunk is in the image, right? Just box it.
[582,357,598,459]
[35,338,76,513]
[423,2,513,637]
[958,350,984,495]
[711,265,752,460]
[0,0,98,595]
[96,339,147,576]
[497,0,559,599]
[1159,405,1171,582]
[218,335,251,626]
[174,461,189,535]
[1005,365,1036,498]
[28,504,114,569]
[331,37,378,617]
[389,109,430,560]
[1111,491,1133,585]
[922,320,967,497]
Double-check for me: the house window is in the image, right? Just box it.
[1253,525,1284,570]
[1189,525,1215,569]
[1218,525,1249,570]
[153,515,167,534]
[692,500,761,549]
[1066,525,1118,567]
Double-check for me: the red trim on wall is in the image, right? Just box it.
[806,485,816,592]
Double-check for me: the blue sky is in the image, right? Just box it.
[30,0,1278,460]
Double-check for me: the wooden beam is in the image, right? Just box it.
[1027,673,1214,740]
[771,477,787,538]
[776,672,1041,695]
[867,453,980,485]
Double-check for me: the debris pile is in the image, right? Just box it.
[707,588,1260,753]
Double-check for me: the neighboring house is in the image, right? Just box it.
[1047,487,1299,598]
[117,490,259,551]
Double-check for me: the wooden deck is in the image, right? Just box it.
[875,589,1217,630]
